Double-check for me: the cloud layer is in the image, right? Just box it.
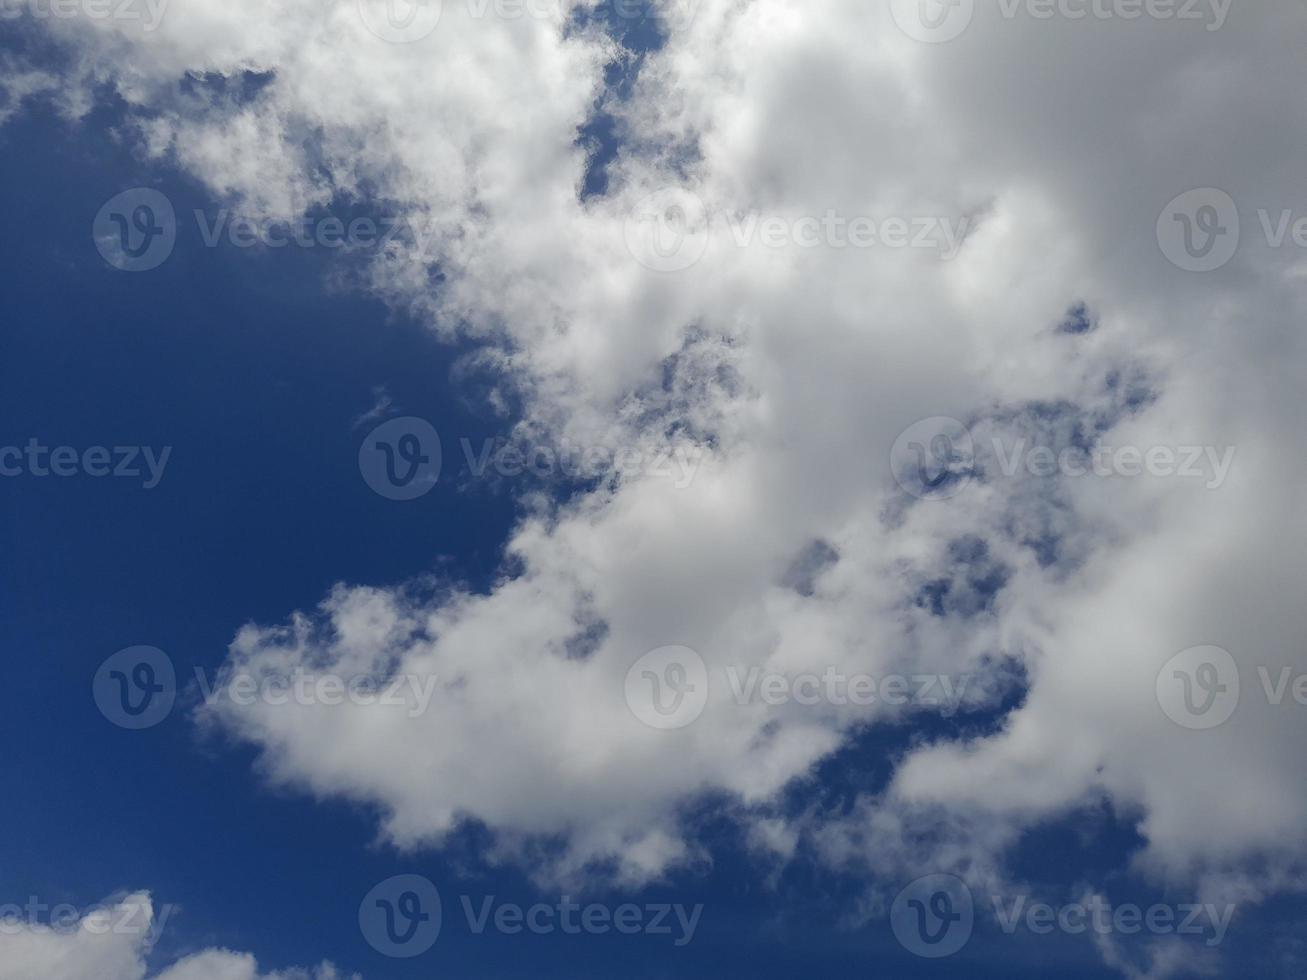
[8,1,1307,969]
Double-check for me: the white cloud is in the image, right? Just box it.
[0,894,354,980]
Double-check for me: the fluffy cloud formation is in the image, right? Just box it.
[8,0,1307,958]
[0,894,354,980]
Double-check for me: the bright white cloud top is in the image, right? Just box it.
[7,1,1307,973]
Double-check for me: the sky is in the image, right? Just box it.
[2,1,1307,978]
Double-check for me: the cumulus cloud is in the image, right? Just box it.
[9,0,1307,968]
[0,894,354,980]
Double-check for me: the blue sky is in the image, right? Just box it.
[3,5,1307,980]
